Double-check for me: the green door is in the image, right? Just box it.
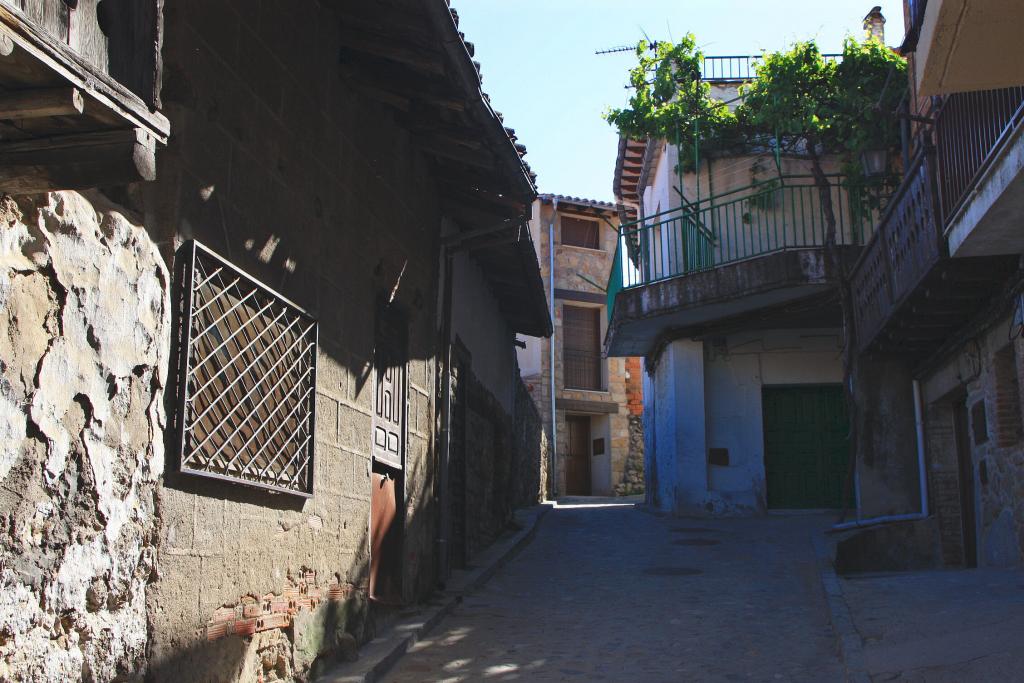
[763,385,850,509]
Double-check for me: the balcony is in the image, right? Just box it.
[0,2,168,193]
[605,176,873,357]
[938,87,1024,258]
[850,91,1021,359]
[913,0,1024,96]
[700,54,840,84]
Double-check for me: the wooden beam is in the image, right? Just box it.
[0,86,83,119]
[0,127,156,193]
[417,136,494,168]
[0,8,168,141]
[339,63,465,112]
[339,29,446,77]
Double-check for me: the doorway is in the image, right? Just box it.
[763,385,850,509]
[952,398,978,568]
[565,415,592,495]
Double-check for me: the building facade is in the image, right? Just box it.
[518,195,644,497]
[0,2,551,681]
[608,56,862,515]
[837,0,1024,570]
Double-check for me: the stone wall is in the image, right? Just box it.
[0,191,170,681]
[922,309,1024,567]
[146,1,443,679]
[514,375,550,506]
[460,370,547,558]
[527,200,643,497]
[615,415,645,496]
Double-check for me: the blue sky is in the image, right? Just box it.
[456,1,906,202]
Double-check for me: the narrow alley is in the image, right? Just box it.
[384,502,844,682]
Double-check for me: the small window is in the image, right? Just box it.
[561,216,600,249]
[175,241,318,497]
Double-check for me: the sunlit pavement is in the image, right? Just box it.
[384,501,844,682]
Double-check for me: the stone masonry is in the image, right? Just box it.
[0,191,170,681]
[522,197,644,497]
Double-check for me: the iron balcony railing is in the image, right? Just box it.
[606,176,876,311]
[564,348,604,391]
[701,54,841,83]
[935,86,1024,225]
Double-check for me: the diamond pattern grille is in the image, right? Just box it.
[177,242,318,496]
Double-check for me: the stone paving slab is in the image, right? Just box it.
[383,503,844,682]
[839,568,1024,682]
[317,503,553,683]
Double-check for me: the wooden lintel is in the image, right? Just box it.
[0,87,83,120]
[0,127,156,193]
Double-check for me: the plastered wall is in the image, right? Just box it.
[0,192,170,681]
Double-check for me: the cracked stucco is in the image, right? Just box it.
[0,192,170,682]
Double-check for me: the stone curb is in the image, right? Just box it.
[811,535,871,683]
[317,502,554,683]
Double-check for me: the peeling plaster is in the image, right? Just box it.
[0,191,170,682]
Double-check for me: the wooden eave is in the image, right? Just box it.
[0,6,168,193]
[334,0,549,337]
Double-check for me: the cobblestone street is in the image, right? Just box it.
[385,501,844,682]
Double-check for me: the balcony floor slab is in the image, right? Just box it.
[606,248,859,357]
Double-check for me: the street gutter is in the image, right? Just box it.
[811,534,871,683]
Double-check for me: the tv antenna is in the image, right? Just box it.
[594,44,639,55]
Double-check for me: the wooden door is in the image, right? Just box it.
[763,386,850,509]
[953,399,978,568]
[565,415,591,495]
[369,305,406,602]
[369,468,402,602]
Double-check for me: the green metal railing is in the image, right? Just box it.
[606,176,877,320]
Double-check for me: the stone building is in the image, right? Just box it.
[0,2,550,681]
[834,0,1024,570]
[517,195,644,497]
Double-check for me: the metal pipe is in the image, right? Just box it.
[549,197,558,499]
[437,246,454,581]
[913,379,929,518]
[831,379,929,532]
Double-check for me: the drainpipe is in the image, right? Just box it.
[831,379,929,531]
[437,246,454,581]
[548,197,558,499]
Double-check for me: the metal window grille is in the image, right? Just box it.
[175,241,318,496]
[563,305,603,391]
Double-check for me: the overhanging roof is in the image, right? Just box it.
[333,0,550,336]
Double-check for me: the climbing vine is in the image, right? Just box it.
[605,35,908,186]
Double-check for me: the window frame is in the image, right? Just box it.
[174,240,319,498]
[562,304,606,391]
[560,214,602,251]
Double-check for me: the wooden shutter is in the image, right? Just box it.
[561,216,600,249]
[563,306,602,390]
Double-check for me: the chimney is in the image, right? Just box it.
[863,6,886,43]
